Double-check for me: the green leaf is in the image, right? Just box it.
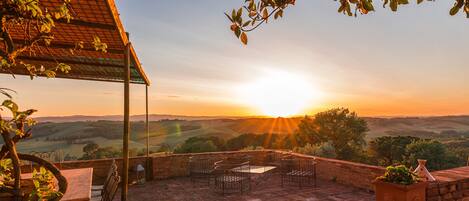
[390,0,398,11]
[44,70,56,78]
[242,21,252,27]
[338,5,346,13]
[398,0,409,5]
[224,12,234,22]
[56,63,71,73]
[231,9,237,22]
[2,100,18,114]
[363,0,375,11]
[234,27,241,38]
[450,0,464,16]
[274,9,284,19]
[237,8,243,19]
[345,2,353,16]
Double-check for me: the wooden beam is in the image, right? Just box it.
[0,71,146,84]
[0,65,146,84]
[145,85,151,181]
[12,39,124,54]
[146,85,150,158]
[17,56,126,68]
[56,19,117,30]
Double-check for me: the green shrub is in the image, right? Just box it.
[293,142,337,158]
[241,146,264,150]
[376,165,420,185]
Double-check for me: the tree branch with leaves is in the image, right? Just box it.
[227,0,469,45]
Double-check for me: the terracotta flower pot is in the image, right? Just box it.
[373,180,428,201]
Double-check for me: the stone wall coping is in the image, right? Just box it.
[151,150,268,158]
[268,150,386,172]
[56,156,150,164]
[430,166,469,184]
[55,150,469,186]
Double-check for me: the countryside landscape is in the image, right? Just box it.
[17,114,469,170]
[1,0,469,200]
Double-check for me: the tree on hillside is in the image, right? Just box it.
[368,136,420,166]
[82,142,99,159]
[80,143,122,160]
[226,0,468,44]
[297,108,368,160]
[294,142,337,158]
[173,136,226,153]
[226,133,282,150]
[157,143,172,153]
[404,139,463,171]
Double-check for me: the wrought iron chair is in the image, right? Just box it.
[92,160,117,197]
[92,166,121,201]
[280,158,317,188]
[213,160,251,195]
[264,152,291,167]
[225,155,251,164]
[189,156,222,185]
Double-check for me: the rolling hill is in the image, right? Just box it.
[14,115,469,159]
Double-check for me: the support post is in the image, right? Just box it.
[146,85,149,158]
[145,85,152,181]
[121,40,131,201]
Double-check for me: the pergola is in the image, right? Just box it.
[0,1,151,200]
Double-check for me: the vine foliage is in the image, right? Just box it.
[0,0,108,200]
[0,88,67,201]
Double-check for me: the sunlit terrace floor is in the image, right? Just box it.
[116,176,375,201]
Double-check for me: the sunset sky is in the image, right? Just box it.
[1,0,469,117]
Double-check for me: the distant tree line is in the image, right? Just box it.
[79,142,152,160]
[171,108,467,171]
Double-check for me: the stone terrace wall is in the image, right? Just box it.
[22,150,384,190]
[150,150,385,191]
[21,156,149,185]
[279,151,385,191]
[426,166,469,201]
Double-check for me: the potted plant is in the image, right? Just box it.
[373,165,428,201]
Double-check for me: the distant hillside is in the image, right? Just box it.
[15,115,469,159]
[365,116,469,139]
[34,114,252,122]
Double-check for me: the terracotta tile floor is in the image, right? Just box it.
[117,176,375,201]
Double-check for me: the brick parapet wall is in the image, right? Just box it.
[426,166,469,201]
[426,181,469,201]
[21,150,383,189]
[151,150,384,191]
[271,150,386,191]
[21,156,150,185]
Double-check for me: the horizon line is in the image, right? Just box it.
[33,113,469,119]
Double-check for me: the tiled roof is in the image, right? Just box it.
[0,0,150,85]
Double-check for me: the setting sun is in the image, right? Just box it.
[238,71,321,117]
